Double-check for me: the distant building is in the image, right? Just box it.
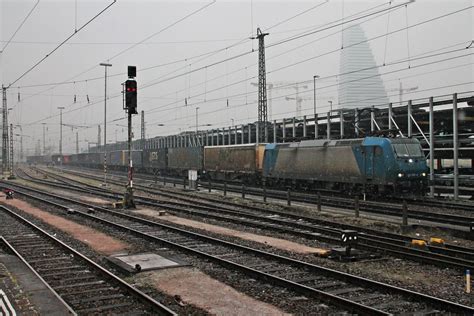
[338,24,389,110]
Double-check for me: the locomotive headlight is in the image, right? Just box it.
[408,158,413,163]
[398,173,403,178]
[422,172,427,177]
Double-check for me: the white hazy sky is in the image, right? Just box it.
[1,0,473,154]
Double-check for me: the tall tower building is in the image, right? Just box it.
[338,24,389,110]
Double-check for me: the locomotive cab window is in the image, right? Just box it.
[392,144,409,157]
[406,144,424,157]
[393,143,423,158]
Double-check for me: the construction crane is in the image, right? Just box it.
[251,81,309,119]
[62,123,89,131]
[285,94,335,115]
[387,81,418,104]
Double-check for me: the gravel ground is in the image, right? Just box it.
[0,201,208,315]
[98,167,474,219]
[1,197,343,315]
[0,251,40,315]
[128,206,473,307]
[186,189,474,249]
[12,192,474,308]
[12,170,474,307]
[39,165,474,247]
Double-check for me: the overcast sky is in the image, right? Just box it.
[1,0,473,154]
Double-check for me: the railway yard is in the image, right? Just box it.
[2,1,474,315]
[0,164,473,315]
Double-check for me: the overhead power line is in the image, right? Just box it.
[136,20,473,118]
[17,1,470,130]
[5,0,117,88]
[0,39,245,45]
[47,18,473,130]
[138,1,408,93]
[106,0,217,62]
[10,0,219,108]
[0,0,40,54]
[128,3,400,111]
[115,47,474,125]
[264,0,329,31]
[146,84,474,130]
[11,0,389,92]
[267,0,414,48]
[91,6,473,127]
[267,6,474,75]
[140,47,474,121]
[10,0,389,92]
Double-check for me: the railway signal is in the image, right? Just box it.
[341,230,358,257]
[123,65,137,209]
[125,79,137,114]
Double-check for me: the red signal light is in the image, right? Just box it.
[125,79,137,113]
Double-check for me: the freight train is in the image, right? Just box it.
[26,136,429,195]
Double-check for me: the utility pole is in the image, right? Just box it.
[195,107,199,133]
[127,96,133,202]
[41,123,46,155]
[313,75,319,139]
[97,125,101,148]
[76,132,79,154]
[2,86,8,177]
[15,125,23,162]
[100,62,112,187]
[19,133,23,163]
[140,110,145,149]
[57,107,65,169]
[253,28,269,143]
[9,124,15,179]
[58,107,65,155]
[35,139,40,155]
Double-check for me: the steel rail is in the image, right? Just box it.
[0,205,177,316]
[20,167,474,253]
[0,236,77,315]
[61,165,474,211]
[46,166,474,222]
[3,182,474,314]
[15,169,474,269]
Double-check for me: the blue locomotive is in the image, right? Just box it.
[263,137,428,195]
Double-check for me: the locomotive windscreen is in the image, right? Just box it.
[392,142,424,158]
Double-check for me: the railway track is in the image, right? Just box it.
[2,181,473,315]
[0,205,176,316]
[40,165,474,222]
[31,166,474,231]
[74,165,474,211]
[16,167,474,271]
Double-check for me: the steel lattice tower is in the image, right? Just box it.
[2,86,8,175]
[255,28,269,143]
[9,124,14,177]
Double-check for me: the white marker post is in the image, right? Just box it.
[467,269,471,294]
